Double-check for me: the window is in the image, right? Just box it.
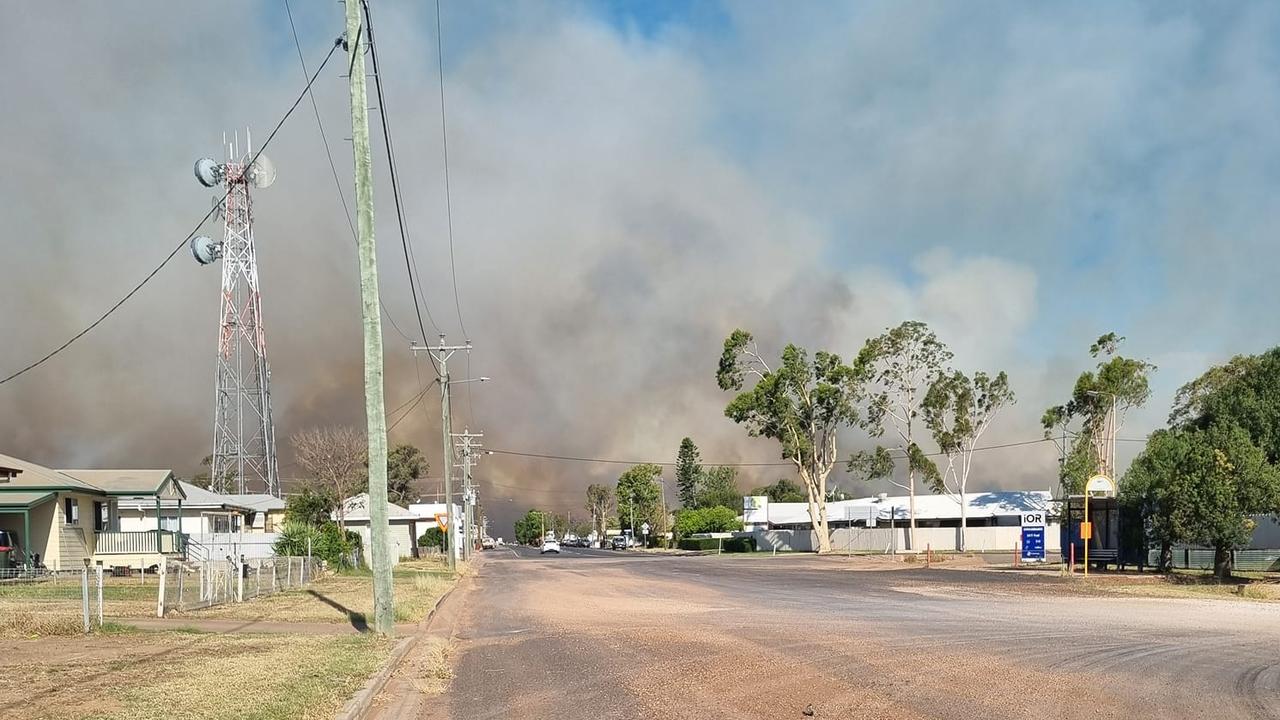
[64,497,79,525]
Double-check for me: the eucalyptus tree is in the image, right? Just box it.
[717,330,864,553]
[1041,333,1156,493]
[856,321,952,536]
[921,370,1015,551]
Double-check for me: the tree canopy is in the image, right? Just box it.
[616,463,663,534]
[717,329,864,553]
[694,465,741,510]
[385,443,427,506]
[674,506,739,536]
[675,437,702,508]
[1122,349,1280,577]
[856,321,952,532]
[750,478,807,503]
[1042,333,1155,492]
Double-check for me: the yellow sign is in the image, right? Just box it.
[435,513,448,530]
[1080,521,1092,540]
[1085,474,1116,498]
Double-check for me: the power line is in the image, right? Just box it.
[360,0,443,378]
[434,0,468,341]
[482,435,1147,469]
[282,0,412,344]
[0,38,342,388]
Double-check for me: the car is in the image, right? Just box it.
[540,539,561,554]
[0,530,22,571]
[610,535,627,551]
[481,538,495,550]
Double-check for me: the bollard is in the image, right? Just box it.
[1014,541,1020,568]
[1069,543,1076,574]
[926,544,932,568]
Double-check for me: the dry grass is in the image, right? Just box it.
[177,565,454,624]
[402,637,456,696]
[0,632,390,720]
[1099,578,1280,602]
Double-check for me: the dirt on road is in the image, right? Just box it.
[427,548,1280,720]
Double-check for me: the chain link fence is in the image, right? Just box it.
[159,556,315,614]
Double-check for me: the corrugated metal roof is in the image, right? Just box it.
[224,494,286,512]
[0,453,102,493]
[761,491,1054,526]
[335,493,420,522]
[58,469,175,495]
[0,491,56,508]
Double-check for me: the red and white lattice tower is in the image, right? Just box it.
[198,133,279,496]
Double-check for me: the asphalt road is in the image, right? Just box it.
[435,546,1280,719]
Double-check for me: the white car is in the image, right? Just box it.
[540,539,561,554]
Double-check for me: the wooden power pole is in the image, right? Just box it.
[346,0,394,636]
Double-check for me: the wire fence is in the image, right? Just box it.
[159,556,315,614]
[0,567,128,634]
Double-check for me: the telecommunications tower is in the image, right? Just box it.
[190,131,280,496]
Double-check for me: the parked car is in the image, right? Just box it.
[610,535,627,551]
[0,530,22,571]
[481,537,495,550]
[540,539,561,554]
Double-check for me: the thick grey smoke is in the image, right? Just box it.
[4,3,1280,534]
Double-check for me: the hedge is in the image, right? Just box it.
[678,537,755,553]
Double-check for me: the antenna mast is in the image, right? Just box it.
[193,132,280,496]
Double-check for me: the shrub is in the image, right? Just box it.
[417,527,445,549]
[674,506,740,536]
[276,520,360,568]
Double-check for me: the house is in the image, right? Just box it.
[408,501,464,560]
[117,481,250,535]
[225,493,287,533]
[116,483,289,561]
[0,452,187,571]
[336,493,429,566]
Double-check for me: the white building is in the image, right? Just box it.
[745,490,1060,553]
[337,494,433,566]
[408,501,465,561]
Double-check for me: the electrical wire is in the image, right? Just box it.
[283,0,413,344]
[434,0,468,341]
[0,38,342,388]
[359,0,444,381]
[482,435,1121,468]
[432,0,478,428]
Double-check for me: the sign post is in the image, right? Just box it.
[1019,511,1046,564]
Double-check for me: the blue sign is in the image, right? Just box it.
[1021,526,1046,561]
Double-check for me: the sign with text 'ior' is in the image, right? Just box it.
[1020,511,1046,562]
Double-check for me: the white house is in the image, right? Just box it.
[117,481,251,535]
[336,494,429,566]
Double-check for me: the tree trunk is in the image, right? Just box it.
[1213,544,1232,580]
[1158,541,1172,573]
[907,467,916,551]
[958,489,967,553]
